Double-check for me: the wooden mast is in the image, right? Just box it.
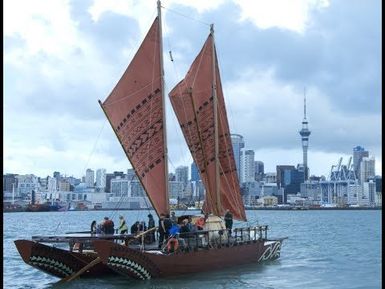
[210,24,221,215]
[157,0,170,214]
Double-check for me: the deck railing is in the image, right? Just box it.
[31,225,270,254]
[167,225,269,252]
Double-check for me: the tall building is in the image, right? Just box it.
[276,165,295,188]
[175,166,189,187]
[231,134,245,181]
[3,174,18,193]
[359,156,375,184]
[191,162,200,181]
[111,177,130,197]
[282,168,305,203]
[105,171,125,193]
[16,174,39,197]
[255,161,264,181]
[53,171,61,190]
[353,146,369,180]
[374,175,382,193]
[363,180,376,206]
[47,177,57,193]
[276,165,297,203]
[95,169,106,189]
[240,150,255,183]
[169,181,184,199]
[130,179,145,197]
[299,90,311,180]
[85,169,95,188]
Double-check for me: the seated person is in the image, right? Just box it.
[178,219,193,249]
[180,219,191,237]
[131,221,140,235]
[195,216,206,230]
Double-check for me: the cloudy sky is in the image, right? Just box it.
[4,0,381,179]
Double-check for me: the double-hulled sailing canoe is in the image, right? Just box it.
[92,0,286,280]
[14,0,286,282]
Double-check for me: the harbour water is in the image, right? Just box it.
[4,209,381,289]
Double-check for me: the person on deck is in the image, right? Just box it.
[224,209,233,236]
[170,211,177,224]
[179,219,191,237]
[147,214,155,243]
[164,214,173,238]
[103,217,115,234]
[131,221,140,235]
[118,215,128,234]
[195,216,206,230]
[158,214,167,249]
[90,220,97,235]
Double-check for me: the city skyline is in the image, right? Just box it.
[4,0,381,178]
[4,144,379,181]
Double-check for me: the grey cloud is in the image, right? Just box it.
[69,0,140,63]
[4,0,381,176]
[165,1,381,156]
[165,1,381,115]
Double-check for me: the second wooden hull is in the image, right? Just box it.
[93,238,284,280]
[14,240,115,279]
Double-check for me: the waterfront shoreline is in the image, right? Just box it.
[3,206,382,213]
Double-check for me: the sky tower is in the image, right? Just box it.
[299,88,311,181]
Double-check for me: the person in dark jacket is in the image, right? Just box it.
[224,209,233,235]
[158,214,166,248]
[131,221,140,235]
[179,219,191,237]
[103,217,115,234]
[164,214,173,238]
[147,214,155,243]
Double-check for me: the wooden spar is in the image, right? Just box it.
[127,226,157,245]
[157,0,170,215]
[210,24,221,215]
[57,257,102,283]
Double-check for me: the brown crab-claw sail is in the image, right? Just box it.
[169,34,246,221]
[100,17,169,217]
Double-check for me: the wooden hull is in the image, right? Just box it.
[93,238,284,280]
[14,240,115,278]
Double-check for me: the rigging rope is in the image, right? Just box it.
[162,5,211,27]
[81,120,107,175]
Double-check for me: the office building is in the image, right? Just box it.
[231,134,245,182]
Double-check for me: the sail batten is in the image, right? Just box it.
[100,17,169,217]
[169,34,246,221]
